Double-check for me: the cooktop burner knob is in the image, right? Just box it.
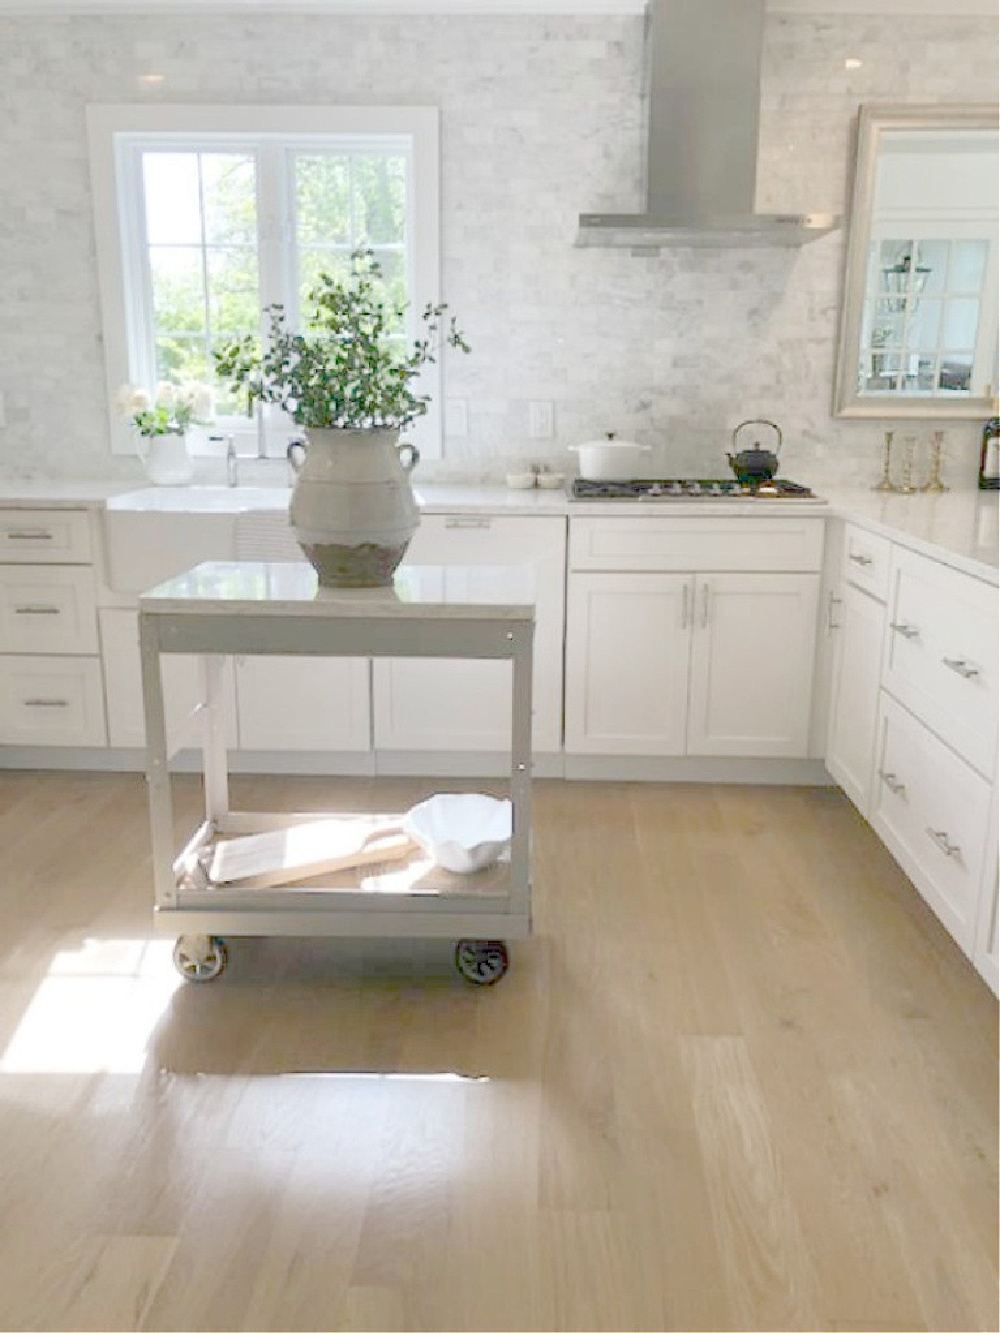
[668,482,684,495]
[709,482,723,495]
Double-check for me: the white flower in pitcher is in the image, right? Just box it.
[114,382,136,414]
[130,388,151,411]
[154,380,176,408]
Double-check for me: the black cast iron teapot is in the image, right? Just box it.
[727,418,782,483]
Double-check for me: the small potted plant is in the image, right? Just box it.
[115,380,214,486]
[214,247,469,588]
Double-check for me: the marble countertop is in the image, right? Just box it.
[141,560,536,619]
[3,476,997,582]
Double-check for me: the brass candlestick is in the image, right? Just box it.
[874,429,897,491]
[921,429,948,492]
[898,435,918,494]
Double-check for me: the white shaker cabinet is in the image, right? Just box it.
[564,572,690,754]
[235,655,370,753]
[824,524,892,818]
[0,508,107,748]
[372,514,566,762]
[564,515,824,760]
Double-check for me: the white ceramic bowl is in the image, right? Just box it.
[402,793,513,873]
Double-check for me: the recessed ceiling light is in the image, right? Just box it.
[844,57,862,70]
[138,73,166,85]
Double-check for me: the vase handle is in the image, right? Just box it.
[135,431,149,465]
[397,440,421,473]
[286,437,307,473]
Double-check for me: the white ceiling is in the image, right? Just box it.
[0,0,994,15]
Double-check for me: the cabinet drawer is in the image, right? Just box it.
[843,523,890,601]
[0,566,98,654]
[0,509,92,563]
[871,691,992,956]
[0,655,107,746]
[568,516,824,573]
[883,547,998,777]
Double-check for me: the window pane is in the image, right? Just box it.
[154,334,209,385]
[295,155,351,245]
[207,247,260,331]
[942,298,980,349]
[949,240,988,293]
[939,354,973,392]
[353,155,406,245]
[913,240,948,296]
[202,154,257,246]
[869,300,903,350]
[908,298,941,351]
[149,246,206,333]
[143,154,202,245]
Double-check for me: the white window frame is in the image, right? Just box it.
[87,104,443,460]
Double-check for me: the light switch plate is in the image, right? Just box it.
[528,400,554,439]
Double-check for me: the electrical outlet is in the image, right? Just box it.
[528,400,554,439]
[445,398,468,437]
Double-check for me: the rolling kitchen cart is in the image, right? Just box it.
[138,560,534,986]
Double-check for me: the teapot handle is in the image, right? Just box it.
[286,437,307,473]
[732,418,782,455]
[397,440,421,473]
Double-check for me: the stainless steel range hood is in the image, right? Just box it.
[577,0,840,250]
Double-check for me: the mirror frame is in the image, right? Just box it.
[834,102,999,420]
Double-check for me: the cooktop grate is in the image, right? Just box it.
[569,478,817,500]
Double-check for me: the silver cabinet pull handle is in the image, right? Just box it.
[926,827,961,859]
[444,516,491,530]
[6,530,54,541]
[681,583,690,630]
[15,605,60,615]
[890,622,919,640]
[879,770,906,796]
[701,583,710,629]
[827,591,842,632]
[942,657,979,680]
[24,698,69,707]
[849,552,873,566]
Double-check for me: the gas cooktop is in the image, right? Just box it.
[569,478,819,500]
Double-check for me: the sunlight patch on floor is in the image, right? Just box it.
[0,938,181,1074]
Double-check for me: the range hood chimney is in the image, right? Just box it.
[577,0,840,249]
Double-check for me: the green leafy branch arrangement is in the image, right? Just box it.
[214,248,470,431]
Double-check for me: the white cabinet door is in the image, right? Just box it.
[372,515,565,754]
[826,581,885,817]
[564,572,691,755]
[871,692,992,957]
[235,656,370,752]
[687,573,820,758]
[100,608,236,751]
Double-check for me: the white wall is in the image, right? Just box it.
[0,9,996,486]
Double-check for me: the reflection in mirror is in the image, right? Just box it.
[835,105,999,419]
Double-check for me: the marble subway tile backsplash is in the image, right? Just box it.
[0,10,996,489]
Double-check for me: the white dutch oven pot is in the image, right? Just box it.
[568,431,652,481]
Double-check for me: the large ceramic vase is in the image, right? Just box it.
[288,427,420,588]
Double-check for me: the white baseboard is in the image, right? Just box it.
[562,754,833,785]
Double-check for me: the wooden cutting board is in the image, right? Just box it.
[208,816,415,890]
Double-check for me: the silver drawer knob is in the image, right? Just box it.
[890,622,920,640]
[879,769,906,796]
[926,827,961,860]
[848,552,873,566]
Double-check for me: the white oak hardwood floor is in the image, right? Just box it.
[0,770,995,1332]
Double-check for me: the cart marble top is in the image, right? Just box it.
[138,560,536,620]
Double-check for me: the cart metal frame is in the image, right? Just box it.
[138,561,534,963]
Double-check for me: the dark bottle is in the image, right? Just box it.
[979,405,1000,490]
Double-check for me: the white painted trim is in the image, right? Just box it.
[770,0,995,13]
[87,103,444,459]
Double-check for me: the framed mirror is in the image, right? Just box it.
[834,104,999,419]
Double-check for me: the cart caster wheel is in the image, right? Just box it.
[455,939,509,986]
[173,934,228,983]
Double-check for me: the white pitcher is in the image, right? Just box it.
[287,426,420,587]
[137,431,193,486]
